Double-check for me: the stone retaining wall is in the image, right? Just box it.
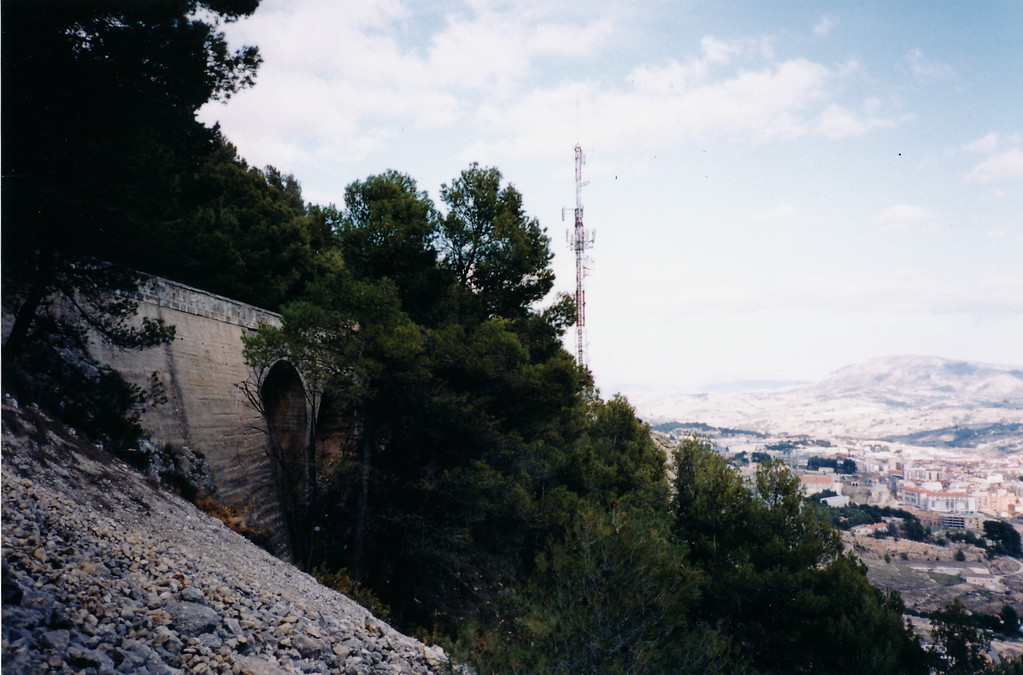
[90,277,292,555]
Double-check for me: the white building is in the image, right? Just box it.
[901,484,976,514]
[905,465,949,483]
[800,474,840,496]
[851,522,889,536]
[821,495,851,508]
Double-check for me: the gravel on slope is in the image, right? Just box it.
[1,402,448,675]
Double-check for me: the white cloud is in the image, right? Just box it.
[629,60,711,95]
[427,18,529,93]
[203,2,904,176]
[200,0,615,163]
[877,204,933,232]
[471,50,898,160]
[602,260,1023,321]
[463,31,903,162]
[701,35,745,63]
[963,132,1000,155]
[425,8,613,94]
[530,18,616,57]
[628,36,770,95]
[816,104,894,139]
[813,15,837,38]
[958,132,1023,184]
[906,48,955,82]
[965,148,1023,183]
[751,204,798,222]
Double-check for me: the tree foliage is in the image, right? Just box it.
[147,140,337,310]
[1001,604,1021,637]
[1,0,263,444]
[336,171,448,323]
[929,600,993,675]
[438,164,554,321]
[242,167,587,634]
[0,0,266,448]
[671,437,926,674]
[469,502,748,675]
[807,456,857,474]
[984,520,1023,559]
[820,502,931,541]
[2,0,262,358]
[2,4,937,669]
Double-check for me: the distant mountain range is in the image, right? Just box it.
[820,356,1023,405]
[632,356,1023,451]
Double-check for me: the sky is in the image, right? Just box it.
[199,0,1023,397]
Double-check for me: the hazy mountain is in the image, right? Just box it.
[632,356,1023,450]
[819,356,1023,406]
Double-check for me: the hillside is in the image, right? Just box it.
[1,402,447,674]
[632,355,1023,449]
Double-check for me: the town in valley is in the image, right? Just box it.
[644,356,1023,658]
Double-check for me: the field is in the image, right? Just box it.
[845,532,1023,616]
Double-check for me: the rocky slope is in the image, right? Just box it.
[1,402,447,675]
[632,355,1023,447]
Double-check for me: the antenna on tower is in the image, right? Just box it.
[569,143,595,367]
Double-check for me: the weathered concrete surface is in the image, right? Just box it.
[89,277,292,554]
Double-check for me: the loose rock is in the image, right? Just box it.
[2,404,447,674]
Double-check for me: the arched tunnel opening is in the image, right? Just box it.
[260,360,309,560]
[261,361,308,467]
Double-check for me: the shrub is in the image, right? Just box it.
[312,565,392,622]
[193,495,275,554]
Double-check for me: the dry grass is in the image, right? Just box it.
[193,495,273,551]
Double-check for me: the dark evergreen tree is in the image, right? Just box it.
[1000,604,1021,637]
[985,656,1023,675]
[1,0,262,445]
[0,0,265,450]
[336,171,450,324]
[671,437,927,674]
[151,138,335,310]
[929,600,993,675]
[467,502,748,675]
[438,164,554,321]
[569,395,670,511]
[984,520,1022,558]
[2,0,262,362]
[244,166,587,634]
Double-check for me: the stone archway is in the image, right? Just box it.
[259,360,311,557]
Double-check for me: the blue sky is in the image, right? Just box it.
[199,0,1023,396]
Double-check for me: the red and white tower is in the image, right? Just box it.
[570,144,595,366]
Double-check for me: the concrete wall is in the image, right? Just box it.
[90,277,294,554]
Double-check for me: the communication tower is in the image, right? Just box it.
[568,144,595,366]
